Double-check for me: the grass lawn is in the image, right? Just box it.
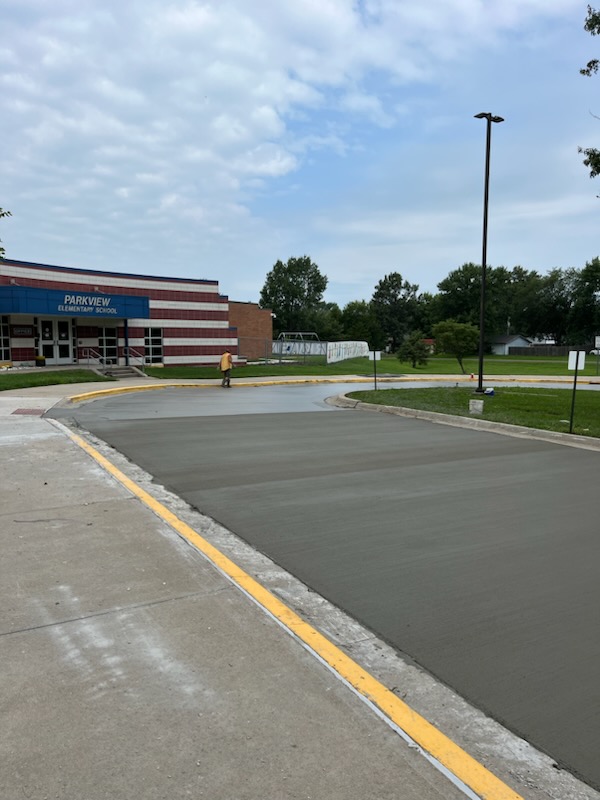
[144,353,600,380]
[347,386,600,438]
[0,369,114,391]
[145,356,385,380]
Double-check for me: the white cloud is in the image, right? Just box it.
[232,144,298,177]
[338,91,395,127]
[0,0,594,304]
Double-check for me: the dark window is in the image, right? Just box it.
[144,327,163,364]
[98,326,118,364]
[0,316,10,361]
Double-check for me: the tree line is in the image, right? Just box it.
[260,256,600,350]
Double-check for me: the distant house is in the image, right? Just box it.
[490,334,532,355]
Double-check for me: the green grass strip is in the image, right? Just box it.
[347,386,600,438]
[0,369,114,391]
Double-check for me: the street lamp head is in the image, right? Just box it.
[474,112,504,123]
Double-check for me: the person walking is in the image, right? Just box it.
[219,349,233,387]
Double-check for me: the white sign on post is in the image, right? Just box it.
[369,350,381,361]
[568,351,586,370]
[595,335,600,349]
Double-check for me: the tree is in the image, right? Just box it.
[434,262,514,340]
[259,256,327,336]
[340,300,384,347]
[434,263,481,327]
[432,320,479,374]
[371,272,419,350]
[0,208,11,258]
[526,268,578,345]
[579,6,600,178]
[411,291,436,337]
[434,262,595,345]
[506,266,544,337]
[304,302,344,341]
[568,257,600,342]
[397,331,430,368]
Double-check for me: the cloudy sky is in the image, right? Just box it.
[1,1,598,306]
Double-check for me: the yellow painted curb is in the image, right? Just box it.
[69,383,214,402]
[68,377,377,402]
[64,428,523,800]
[67,373,593,403]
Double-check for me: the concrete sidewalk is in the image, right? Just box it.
[1,379,598,800]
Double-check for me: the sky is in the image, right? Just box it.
[1,0,599,307]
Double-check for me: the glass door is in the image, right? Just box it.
[40,319,73,365]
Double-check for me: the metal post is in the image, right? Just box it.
[474,112,504,394]
[124,319,129,366]
[373,351,378,391]
[569,351,582,434]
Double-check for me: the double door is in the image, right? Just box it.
[39,319,73,365]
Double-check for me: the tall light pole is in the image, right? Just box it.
[474,112,504,394]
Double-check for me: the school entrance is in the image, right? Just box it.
[39,318,73,365]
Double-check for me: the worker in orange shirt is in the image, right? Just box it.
[219,349,234,387]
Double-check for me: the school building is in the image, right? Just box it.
[0,258,272,368]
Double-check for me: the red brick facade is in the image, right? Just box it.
[229,301,273,361]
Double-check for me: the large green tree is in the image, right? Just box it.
[0,208,11,258]
[433,262,515,340]
[568,257,600,342]
[259,256,328,336]
[433,263,481,327]
[411,291,436,337]
[431,263,541,341]
[371,272,419,350]
[505,266,544,336]
[340,300,383,347]
[579,5,600,178]
[527,268,579,345]
[304,302,344,341]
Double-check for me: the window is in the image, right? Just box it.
[144,327,163,363]
[0,316,10,361]
[98,326,118,364]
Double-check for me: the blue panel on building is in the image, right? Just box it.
[0,286,150,318]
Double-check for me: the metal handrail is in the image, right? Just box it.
[123,346,146,374]
[82,347,108,372]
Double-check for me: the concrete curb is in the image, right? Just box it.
[329,394,600,452]
[67,376,390,403]
[63,372,598,403]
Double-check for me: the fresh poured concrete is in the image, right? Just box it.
[53,386,600,791]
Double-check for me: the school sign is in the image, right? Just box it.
[0,286,149,318]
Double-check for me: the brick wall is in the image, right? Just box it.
[229,302,273,360]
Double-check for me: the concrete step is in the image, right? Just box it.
[104,365,145,379]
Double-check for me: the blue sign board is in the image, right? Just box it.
[0,286,150,319]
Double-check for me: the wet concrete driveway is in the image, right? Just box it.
[50,384,600,790]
